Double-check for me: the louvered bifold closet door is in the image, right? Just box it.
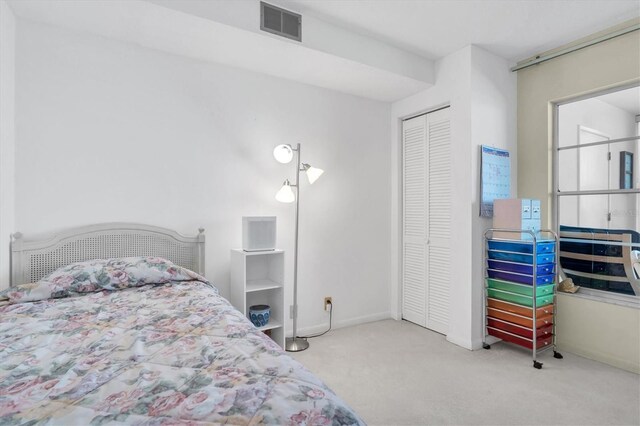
[425,108,451,334]
[402,115,427,327]
[402,107,451,334]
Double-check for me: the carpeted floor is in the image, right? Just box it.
[291,319,640,426]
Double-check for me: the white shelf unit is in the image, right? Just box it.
[230,249,285,348]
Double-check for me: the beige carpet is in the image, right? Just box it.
[292,319,640,425]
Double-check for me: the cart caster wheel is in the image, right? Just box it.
[482,343,491,350]
[553,351,563,359]
[533,361,543,369]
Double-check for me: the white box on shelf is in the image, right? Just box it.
[242,216,276,252]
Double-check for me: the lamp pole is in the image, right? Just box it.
[286,143,309,352]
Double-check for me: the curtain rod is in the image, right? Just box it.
[511,24,640,72]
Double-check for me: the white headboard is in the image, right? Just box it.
[10,223,205,286]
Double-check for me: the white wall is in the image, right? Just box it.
[558,97,638,229]
[469,47,518,348]
[0,0,16,287]
[14,20,392,334]
[390,45,517,350]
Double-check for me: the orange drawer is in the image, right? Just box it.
[487,298,554,318]
[487,317,554,339]
[487,306,553,329]
[487,326,553,350]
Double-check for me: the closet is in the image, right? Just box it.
[402,107,451,334]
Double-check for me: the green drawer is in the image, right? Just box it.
[486,278,554,297]
[487,288,554,307]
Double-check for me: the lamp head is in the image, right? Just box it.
[302,163,324,184]
[273,144,294,164]
[275,179,296,203]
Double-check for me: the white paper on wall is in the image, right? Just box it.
[480,145,511,217]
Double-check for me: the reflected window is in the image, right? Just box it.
[555,86,640,297]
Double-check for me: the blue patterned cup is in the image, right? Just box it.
[249,304,270,327]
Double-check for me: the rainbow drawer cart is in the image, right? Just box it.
[483,228,563,369]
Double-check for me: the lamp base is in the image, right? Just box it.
[285,337,309,352]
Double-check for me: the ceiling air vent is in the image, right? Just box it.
[260,2,302,42]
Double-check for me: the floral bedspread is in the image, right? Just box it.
[0,280,363,425]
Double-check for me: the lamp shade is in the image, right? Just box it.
[302,164,324,184]
[273,144,294,164]
[275,180,295,203]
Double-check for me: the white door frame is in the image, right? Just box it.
[577,125,611,228]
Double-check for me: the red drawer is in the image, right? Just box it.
[487,326,553,350]
[487,307,553,329]
[487,298,554,318]
[487,317,553,339]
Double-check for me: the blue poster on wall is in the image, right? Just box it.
[480,145,511,217]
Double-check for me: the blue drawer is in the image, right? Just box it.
[488,240,555,254]
[488,250,555,265]
[487,259,555,275]
[487,269,555,286]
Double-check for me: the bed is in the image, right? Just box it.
[0,223,363,425]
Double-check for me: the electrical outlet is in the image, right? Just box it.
[324,297,332,311]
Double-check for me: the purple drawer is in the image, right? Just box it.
[488,240,555,254]
[487,260,554,275]
[487,269,555,286]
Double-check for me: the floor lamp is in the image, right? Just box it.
[273,143,324,352]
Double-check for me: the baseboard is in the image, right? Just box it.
[470,337,488,350]
[290,311,392,337]
[558,342,640,374]
[445,333,474,350]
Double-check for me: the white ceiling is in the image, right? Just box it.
[8,0,433,102]
[278,0,640,61]
[7,0,640,103]
[597,87,640,116]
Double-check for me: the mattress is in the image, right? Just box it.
[0,280,363,425]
